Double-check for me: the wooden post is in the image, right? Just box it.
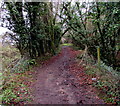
[97,46,100,67]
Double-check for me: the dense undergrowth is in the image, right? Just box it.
[1,44,54,104]
[76,47,120,104]
[1,45,35,104]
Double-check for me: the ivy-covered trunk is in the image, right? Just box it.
[5,2,62,58]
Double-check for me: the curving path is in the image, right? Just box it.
[30,46,105,104]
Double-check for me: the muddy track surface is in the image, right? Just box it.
[30,46,105,104]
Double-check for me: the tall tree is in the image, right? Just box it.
[61,2,120,69]
[5,1,62,58]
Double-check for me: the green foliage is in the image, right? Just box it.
[12,60,29,73]
[1,45,33,104]
[85,62,120,104]
[2,75,31,104]
[2,67,33,104]
[2,88,17,103]
[77,49,120,104]
[5,2,62,58]
[11,58,36,73]
[61,2,120,70]
[28,59,36,65]
[54,25,62,47]
[61,43,73,46]
[2,45,20,70]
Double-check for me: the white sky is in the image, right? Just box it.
[0,27,12,35]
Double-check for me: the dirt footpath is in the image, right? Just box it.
[30,46,105,104]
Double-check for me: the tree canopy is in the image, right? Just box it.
[61,2,120,69]
[2,1,120,70]
[5,2,62,58]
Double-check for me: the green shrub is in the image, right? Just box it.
[1,45,33,104]
[85,62,120,104]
